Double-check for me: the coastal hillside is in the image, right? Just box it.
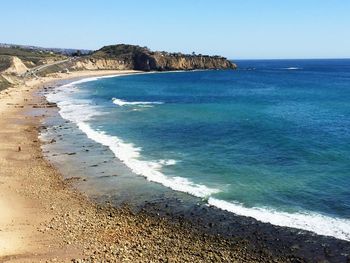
[0,46,70,89]
[1,56,28,75]
[0,44,236,80]
[0,46,67,70]
[0,45,69,81]
[73,44,237,71]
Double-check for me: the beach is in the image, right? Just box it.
[1,69,349,262]
[0,70,267,262]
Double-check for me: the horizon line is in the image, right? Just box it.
[1,41,349,61]
[232,57,350,60]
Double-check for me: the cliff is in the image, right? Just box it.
[73,44,236,71]
[2,56,28,75]
[72,57,132,71]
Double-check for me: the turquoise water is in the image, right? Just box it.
[46,60,350,240]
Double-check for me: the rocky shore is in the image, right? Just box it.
[0,71,349,262]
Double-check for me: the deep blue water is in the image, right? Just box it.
[47,59,350,240]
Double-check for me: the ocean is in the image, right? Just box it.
[43,59,350,241]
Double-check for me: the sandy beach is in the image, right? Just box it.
[1,70,349,262]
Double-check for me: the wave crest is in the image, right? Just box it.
[208,198,350,241]
[112,98,163,106]
[283,67,302,70]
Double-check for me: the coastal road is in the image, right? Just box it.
[22,58,73,78]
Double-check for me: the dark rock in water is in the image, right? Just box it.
[64,177,83,185]
[45,102,57,108]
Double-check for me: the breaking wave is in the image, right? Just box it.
[112,98,164,106]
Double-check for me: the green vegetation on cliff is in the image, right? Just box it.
[0,56,12,72]
[0,75,10,91]
[93,44,148,58]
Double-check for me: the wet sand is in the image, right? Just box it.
[0,70,349,262]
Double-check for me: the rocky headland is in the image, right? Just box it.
[72,44,237,71]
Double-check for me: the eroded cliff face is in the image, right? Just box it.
[71,57,132,70]
[75,45,236,71]
[1,56,28,75]
[136,52,236,71]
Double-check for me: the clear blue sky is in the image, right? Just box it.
[1,0,349,59]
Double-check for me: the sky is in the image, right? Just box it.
[1,0,350,59]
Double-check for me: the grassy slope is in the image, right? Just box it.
[0,55,12,72]
[36,62,74,76]
[92,44,148,58]
[0,75,10,91]
[0,47,66,68]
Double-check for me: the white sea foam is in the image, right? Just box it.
[45,75,350,242]
[46,86,104,123]
[54,71,153,92]
[112,98,163,106]
[61,73,131,86]
[208,198,350,241]
[158,159,178,166]
[77,122,218,197]
[46,79,218,199]
[283,67,301,70]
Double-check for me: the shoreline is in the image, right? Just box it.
[0,70,268,262]
[0,70,349,262]
[44,70,350,242]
